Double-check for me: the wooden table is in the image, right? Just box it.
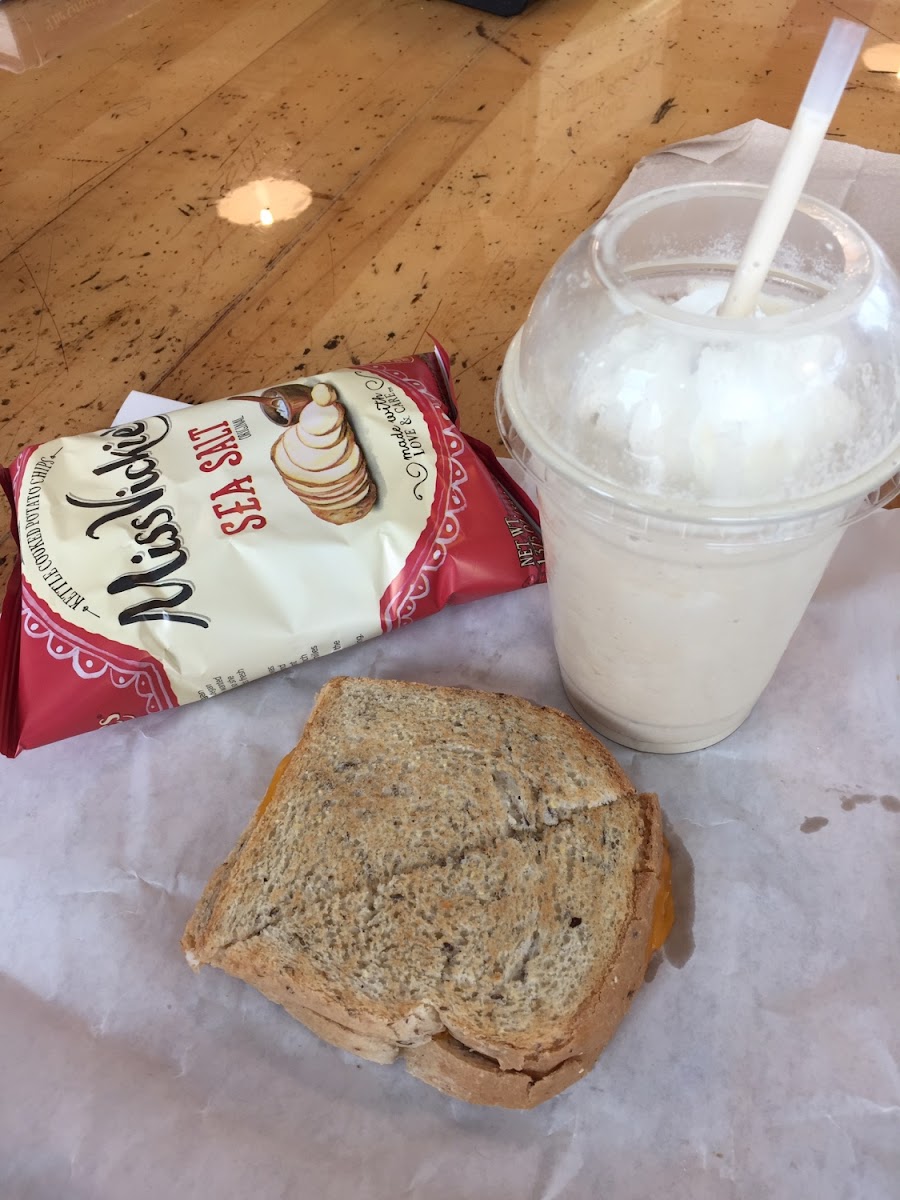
[1,0,899,591]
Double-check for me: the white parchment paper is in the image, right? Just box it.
[1,125,899,1199]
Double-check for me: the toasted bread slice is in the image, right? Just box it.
[183,677,670,1108]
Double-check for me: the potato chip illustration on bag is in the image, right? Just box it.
[264,381,377,524]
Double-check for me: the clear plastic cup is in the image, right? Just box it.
[496,182,900,753]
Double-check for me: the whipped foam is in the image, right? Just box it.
[565,279,874,507]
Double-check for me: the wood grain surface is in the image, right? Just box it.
[1,0,899,590]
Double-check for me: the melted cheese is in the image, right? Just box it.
[252,753,292,822]
[648,842,675,959]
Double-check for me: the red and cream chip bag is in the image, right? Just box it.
[0,347,544,756]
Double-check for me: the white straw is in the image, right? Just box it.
[718,19,866,319]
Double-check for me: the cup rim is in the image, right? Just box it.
[590,181,877,334]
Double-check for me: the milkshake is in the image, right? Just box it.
[497,183,900,752]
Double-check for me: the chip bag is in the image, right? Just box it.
[0,348,544,756]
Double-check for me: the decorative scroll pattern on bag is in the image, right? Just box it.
[21,584,175,716]
[378,366,469,630]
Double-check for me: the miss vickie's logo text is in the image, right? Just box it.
[65,414,268,630]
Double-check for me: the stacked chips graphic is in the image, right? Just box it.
[270,383,377,524]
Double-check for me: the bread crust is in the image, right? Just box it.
[403,1034,586,1110]
[183,679,667,1107]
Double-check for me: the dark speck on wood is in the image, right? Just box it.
[652,97,677,124]
[474,20,531,66]
[323,336,342,350]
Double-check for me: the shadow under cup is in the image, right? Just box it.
[497,182,900,753]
